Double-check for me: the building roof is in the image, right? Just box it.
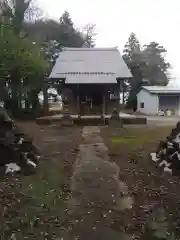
[142,86,180,94]
[49,47,132,84]
[65,74,117,84]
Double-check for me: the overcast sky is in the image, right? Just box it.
[37,0,180,85]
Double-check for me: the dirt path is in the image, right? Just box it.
[66,126,132,239]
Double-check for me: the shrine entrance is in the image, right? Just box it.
[78,85,104,116]
[80,92,102,115]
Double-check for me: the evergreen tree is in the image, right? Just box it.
[123,33,144,109]
[143,42,170,86]
[123,32,141,61]
[123,33,170,109]
[58,11,85,47]
[59,10,73,26]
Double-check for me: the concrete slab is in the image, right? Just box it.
[68,125,134,233]
[146,116,180,126]
[38,112,134,120]
[36,112,147,126]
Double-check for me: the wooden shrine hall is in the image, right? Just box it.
[48,47,132,119]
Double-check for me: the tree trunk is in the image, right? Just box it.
[31,91,40,112]
[43,83,49,114]
[122,90,125,105]
[10,70,21,114]
[11,86,19,111]
[25,97,30,110]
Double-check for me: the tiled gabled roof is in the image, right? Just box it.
[49,47,132,83]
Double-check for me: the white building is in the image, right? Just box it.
[137,86,180,116]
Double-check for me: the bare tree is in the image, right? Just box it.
[82,23,96,47]
[0,0,12,17]
[0,0,42,33]
[24,0,42,21]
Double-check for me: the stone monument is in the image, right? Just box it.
[109,108,123,128]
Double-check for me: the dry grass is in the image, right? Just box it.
[101,126,180,239]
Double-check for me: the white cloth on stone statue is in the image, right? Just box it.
[27,159,36,168]
[164,166,172,174]
[150,152,160,162]
[173,133,180,147]
[167,141,173,148]
[170,151,180,161]
[5,163,21,174]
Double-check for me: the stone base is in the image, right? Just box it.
[109,117,123,128]
[108,109,123,128]
[36,114,147,126]
[60,114,74,126]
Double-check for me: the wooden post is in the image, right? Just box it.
[116,81,120,115]
[77,85,81,119]
[104,90,107,115]
[101,94,106,124]
[102,95,106,116]
[77,95,80,118]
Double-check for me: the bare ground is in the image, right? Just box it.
[101,126,180,239]
[1,122,180,239]
[0,121,82,239]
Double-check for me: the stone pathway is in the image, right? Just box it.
[67,126,133,239]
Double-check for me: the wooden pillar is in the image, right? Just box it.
[101,86,106,123]
[104,89,107,115]
[102,94,106,116]
[77,96,80,118]
[116,81,120,115]
[77,85,80,119]
[101,94,105,124]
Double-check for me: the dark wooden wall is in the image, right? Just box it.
[45,80,121,115]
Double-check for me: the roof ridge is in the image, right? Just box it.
[143,85,179,89]
[142,85,180,92]
[62,47,118,51]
